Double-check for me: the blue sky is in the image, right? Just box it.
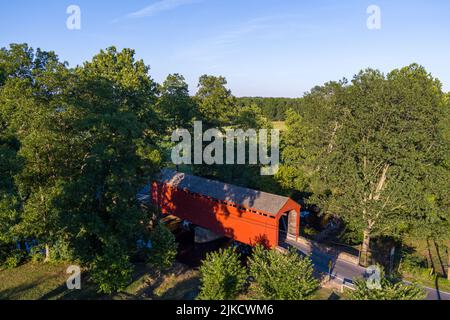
[1,0,449,97]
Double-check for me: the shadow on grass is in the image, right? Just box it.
[39,280,100,300]
[155,274,200,300]
[0,276,51,300]
[327,291,341,300]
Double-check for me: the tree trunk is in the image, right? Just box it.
[433,240,447,278]
[426,238,435,275]
[44,244,50,263]
[360,229,371,267]
[447,241,450,281]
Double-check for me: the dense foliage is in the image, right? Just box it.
[248,245,318,300]
[349,267,426,300]
[90,241,134,294]
[0,44,163,291]
[0,43,275,292]
[279,66,450,265]
[1,41,449,294]
[237,97,303,121]
[147,223,178,270]
[198,248,247,300]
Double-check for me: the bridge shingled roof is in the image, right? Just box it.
[158,169,290,215]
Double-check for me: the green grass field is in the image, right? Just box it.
[0,262,99,300]
[402,273,450,293]
[0,261,200,300]
[311,287,344,300]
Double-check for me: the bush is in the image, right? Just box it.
[147,223,178,270]
[90,242,134,294]
[30,246,45,263]
[198,247,247,300]
[0,242,13,265]
[2,249,24,269]
[248,245,319,300]
[49,239,75,262]
[400,252,428,275]
[349,266,426,300]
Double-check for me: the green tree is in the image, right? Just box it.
[0,134,21,264]
[276,109,311,192]
[235,103,272,130]
[90,241,134,294]
[192,102,276,190]
[310,65,448,264]
[195,75,236,128]
[0,45,165,290]
[236,97,303,121]
[248,245,318,300]
[276,81,347,199]
[0,43,71,261]
[0,132,21,248]
[147,223,178,270]
[58,47,163,265]
[407,89,450,277]
[157,73,196,131]
[198,247,247,300]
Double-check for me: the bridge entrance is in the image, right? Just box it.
[278,210,299,242]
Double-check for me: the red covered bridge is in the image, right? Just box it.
[151,169,301,248]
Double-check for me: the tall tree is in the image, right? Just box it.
[0,44,165,274]
[60,47,163,264]
[312,65,448,265]
[0,44,70,261]
[0,128,21,254]
[277,81,346,199]
[157,73,196,131]
[0,48,23,247]
[195,75,236,128]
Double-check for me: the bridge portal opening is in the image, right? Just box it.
[278,210,299,242]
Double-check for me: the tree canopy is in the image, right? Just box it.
[279,65,449,265]
[1,42,448,294]
[248,245,318,300]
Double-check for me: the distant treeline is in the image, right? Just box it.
[236,97,303,121]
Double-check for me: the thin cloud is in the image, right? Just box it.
[126,0,202,19]
[174,14,311,62]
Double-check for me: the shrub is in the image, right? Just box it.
[30,246,45,263]
[349,266,426,300]
[147,223,178,270]
[90,242,134,294]
[0,242,13,266]
[198,247,247,300]
[248,245,319,300]
[399,252,428,275]
[2,249,24,269]
[49,239,75,262]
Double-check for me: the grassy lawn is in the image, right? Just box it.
[0,262,99,300]
[119,262,200,300]
[238,286,348,300]
[400,237,450,293]
[152,268,200,300]
[402,273,450,293]
[312,287,343,300]
[0,261,200,300]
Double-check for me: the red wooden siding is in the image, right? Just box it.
[151,179,301,248]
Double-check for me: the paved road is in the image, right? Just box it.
[280,238,450,300]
